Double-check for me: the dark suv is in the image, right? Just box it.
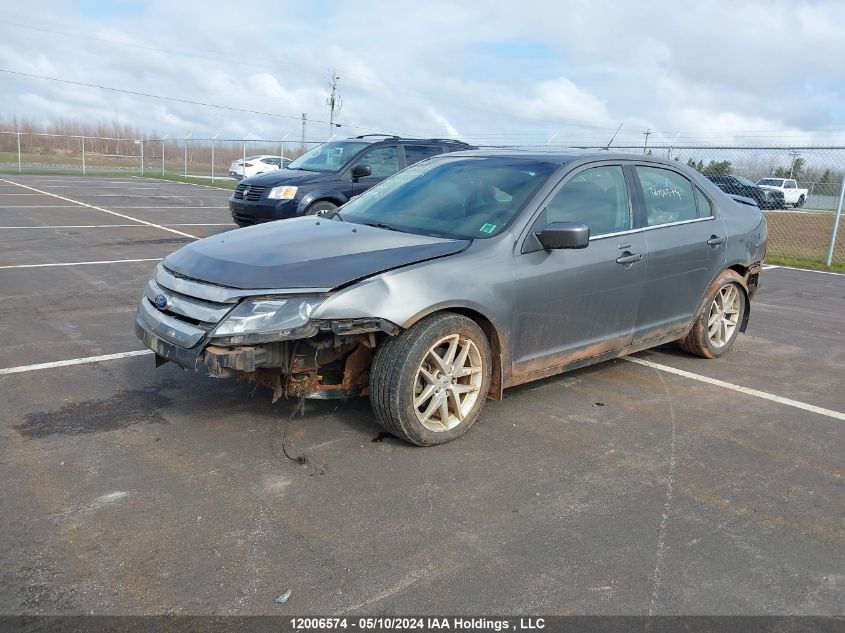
[706,175,784,210]
[229,135,475,226]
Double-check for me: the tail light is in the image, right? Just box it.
[244,162,253,167]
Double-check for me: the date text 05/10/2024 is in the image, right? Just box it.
[288,617,546,631]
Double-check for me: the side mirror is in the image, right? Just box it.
[536,222,590,250]
[351,164,371,179]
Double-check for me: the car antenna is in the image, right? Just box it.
[604,123,623,151]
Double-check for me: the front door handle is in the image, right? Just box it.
[615,251,643,265]
[706,235,725,247]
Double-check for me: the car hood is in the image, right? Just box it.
[163,217,470,290]
[243,169,328,187]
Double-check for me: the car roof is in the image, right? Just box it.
[432,148,701,167]
[345,134,473,147]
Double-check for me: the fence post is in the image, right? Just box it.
[826,175,845,266]
[211,132,221,183]
[161,135,168,176]
[81,136,86,175]
[183,133,191,180]
[16,131,21,173]
[139,139,144,175]
[242,141,246,178]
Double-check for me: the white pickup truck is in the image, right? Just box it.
[756,178,808,208]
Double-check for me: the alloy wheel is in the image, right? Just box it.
[707,284,741,348]
[413,334,483,432]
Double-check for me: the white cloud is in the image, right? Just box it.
[0,0,843,145]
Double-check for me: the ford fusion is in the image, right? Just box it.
[136,151,767,446]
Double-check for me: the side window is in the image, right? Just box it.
[545,166,631,236]
[635,166,699,226]
[357,146,400,178]
[785,180,796,189]
[403,145,443,166]
[694,187,715,218]
[263,158,280,166]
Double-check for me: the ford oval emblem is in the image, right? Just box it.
[154,293,170,310]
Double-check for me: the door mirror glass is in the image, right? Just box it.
[351,164,372,179]
[536,222,590,250]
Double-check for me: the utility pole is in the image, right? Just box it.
[788,150,802,179]
[327,70,342,141]
[642,128,651,154]
[301,113,307,150]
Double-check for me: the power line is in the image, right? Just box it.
[0,68,399,135]
[1,19,624,131]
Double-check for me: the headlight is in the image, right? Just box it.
[211,297,324,343]
[267,185,298,200]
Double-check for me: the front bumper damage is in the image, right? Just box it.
[135,298,398,401]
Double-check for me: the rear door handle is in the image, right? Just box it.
[706,235,725,247]
[615,251,643,265]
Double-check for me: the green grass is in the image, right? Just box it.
[765,255,845,273]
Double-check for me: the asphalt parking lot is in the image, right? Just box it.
[1,174,843,616]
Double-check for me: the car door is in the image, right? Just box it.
[512,164,647,375]
[631,165,727,343]
[351,145,402,196]
[784,179,797,203]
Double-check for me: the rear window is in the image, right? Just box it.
[403,144,444,166]
[635,166,700,226]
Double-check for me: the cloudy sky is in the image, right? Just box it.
[1,0,843,146]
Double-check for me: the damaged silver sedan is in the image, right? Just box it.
[135,151,767,445]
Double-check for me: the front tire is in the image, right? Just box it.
[304,200,338,216]
[680,270,747,359]
[369,313,492,446]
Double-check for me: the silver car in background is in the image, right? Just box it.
[135,151,767,445]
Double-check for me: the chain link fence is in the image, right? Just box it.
[0,131,322,182]
[1,132,843,266]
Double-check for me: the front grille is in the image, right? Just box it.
[233,183,267,201]
[232,212,256,226]
[145,269,236,332]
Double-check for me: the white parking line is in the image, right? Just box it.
[0,224,232,229]
[28,186,169,190]
[772,265,845,277]
[0,205,80,208]
[0,350,153,376]
[0,178,198,239]
[0,258,161,269]
[624,356,845,421]
[109,206,228,209]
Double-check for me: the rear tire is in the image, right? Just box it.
[795,195,805,208]
[369,313,492,446]
[680,270,747,359]
[304,200,338,216]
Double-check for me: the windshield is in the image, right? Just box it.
[338,156,559,239]
[286,141,369,172]
[757,178,783,186]
[735,176,756,187]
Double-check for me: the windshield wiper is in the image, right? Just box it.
[361,221,401,232]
